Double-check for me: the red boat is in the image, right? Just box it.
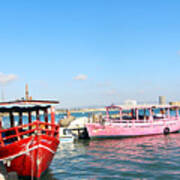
[0,100,60,179]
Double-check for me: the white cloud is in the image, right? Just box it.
[0,72,18,85]
[73,74,87,81]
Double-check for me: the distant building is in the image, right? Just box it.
[159,96,166,105]
[124,100,137,106]
[169,102,180,107]
[25,84,29,100]
[25,84,32,100]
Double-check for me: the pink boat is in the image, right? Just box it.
[86,105,180,139]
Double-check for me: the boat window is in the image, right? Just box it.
[63,129,71,135]
[153,108,167,119]
[170,108,179,117]
[39,114,45,122]
[122,110,133,120]
[138,109,149,120]
[22,115,28,125]
[2,116,10,129]
[109,109,120,120]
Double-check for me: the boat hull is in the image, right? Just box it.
[86,119,180,139]
[0,134,59,178]
[60,136,74,143]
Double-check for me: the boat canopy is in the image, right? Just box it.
[0,100,59,129]
[106,104,179,110]
[0,100,59,112]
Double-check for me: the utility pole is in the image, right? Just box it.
[25,84,29,100]
[1,86,4,102]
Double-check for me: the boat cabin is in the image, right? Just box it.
[0,100,59,147]
[106,105,180,123]
[86,104,180,139]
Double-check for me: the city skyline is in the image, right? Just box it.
[0,0,180,108]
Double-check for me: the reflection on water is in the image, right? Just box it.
[48,133,180,180]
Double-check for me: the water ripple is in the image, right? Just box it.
[47,133,180,180]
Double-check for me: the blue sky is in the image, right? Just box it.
[0,0,180,108]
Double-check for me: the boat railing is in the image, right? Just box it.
[0,120,59,147]
[108,116,179,124]
[109,119,149,124]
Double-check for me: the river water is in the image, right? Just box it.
[42,133,180,180]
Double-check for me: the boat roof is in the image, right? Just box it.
[0,100,59,112]
[106,104,179,110]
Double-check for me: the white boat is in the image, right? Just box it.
[59,128,76,143]
[68,116,89,129]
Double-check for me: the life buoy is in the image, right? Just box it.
[164,127,170,135]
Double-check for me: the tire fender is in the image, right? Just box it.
[164,127,170,135]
